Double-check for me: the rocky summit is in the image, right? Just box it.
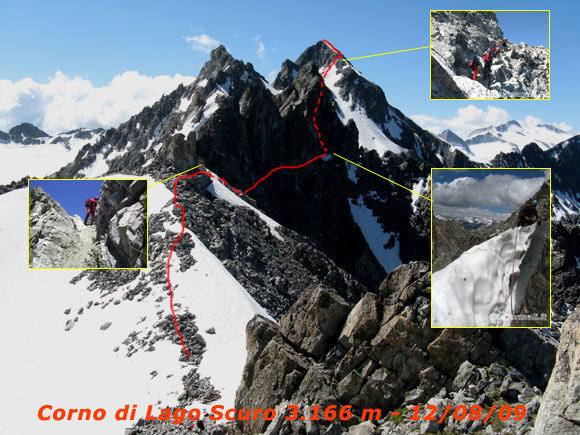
[431,11,549,99]
[28,179,147,268]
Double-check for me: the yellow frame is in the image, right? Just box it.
[430,167,552,328]
[27,178,149,270]
[429,9,551,101]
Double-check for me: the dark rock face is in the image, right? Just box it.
[430,55,468,99]
[234,262,554,434]
[0,129,9,142]
[0,175,30,195]
[47,41,452,293]
[168,179,368,318]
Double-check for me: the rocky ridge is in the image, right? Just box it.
[533,305,580,434]
[49,41,465,291]
[234,262,557,434]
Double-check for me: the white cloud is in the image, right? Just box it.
[253,36,266,60]
[0,71,195,135]
[433,173,546,218]
[554,122,574,133]
[524,115,542,126]
[257,41,266,59]
[185,34,220,52]
[411,105,510,138]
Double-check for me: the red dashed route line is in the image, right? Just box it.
[509,227,519,327]
[167,40,343,357]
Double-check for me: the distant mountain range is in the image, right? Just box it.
[438,119,573,163]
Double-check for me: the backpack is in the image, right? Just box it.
[85,199,90,208]
[484,53,491,62]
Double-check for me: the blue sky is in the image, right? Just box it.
[1,0,577,136]
[30,180,102,217]
[495,11,550,48]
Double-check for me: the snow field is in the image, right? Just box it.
[432,223,547,327]
[1,175,272,434]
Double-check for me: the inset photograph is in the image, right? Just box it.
[431,168,550,328]
[430,10,550,99]
[28,179,148,269]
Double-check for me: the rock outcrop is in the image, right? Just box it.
[534,306,580,434]
[234,262,555,434]
[96,179,147,267]
[431,11,549,99]
[6,122,50,144]
[29,187,87,267]
[29,181,147,268]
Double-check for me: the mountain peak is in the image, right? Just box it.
[5,123,50,145]
[439,129,466,146]
[9,122,50,138]
[295,40,340,69]
[210,44,233,64]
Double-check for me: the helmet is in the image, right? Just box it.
[531,200,538,206]
[95,196,100,200]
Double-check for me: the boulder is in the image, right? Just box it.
[280,285,350,359]
[338,293,381,349]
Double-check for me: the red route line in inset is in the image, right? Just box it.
[509,227,519,327]
[167,40,343,357]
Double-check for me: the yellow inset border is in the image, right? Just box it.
[27,178,149,270]
[429,9,551,101]
[430,167,552,329]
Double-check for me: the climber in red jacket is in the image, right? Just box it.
[483,50,493,81]
[84,196,99,225]
[501,38,507,50]
[469,55,481,80]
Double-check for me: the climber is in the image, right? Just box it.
[517,200,540,227]
[483,50,493,81]
[501,38,508,50]
[84,196,99,225]
[469,55,481,80]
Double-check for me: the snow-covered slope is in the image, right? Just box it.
[0,177,271,435]
[438,120,573,163]
[0,128,103,184]
[324,64,406,155]
[432,222,547,327]
[349,194,402,272]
